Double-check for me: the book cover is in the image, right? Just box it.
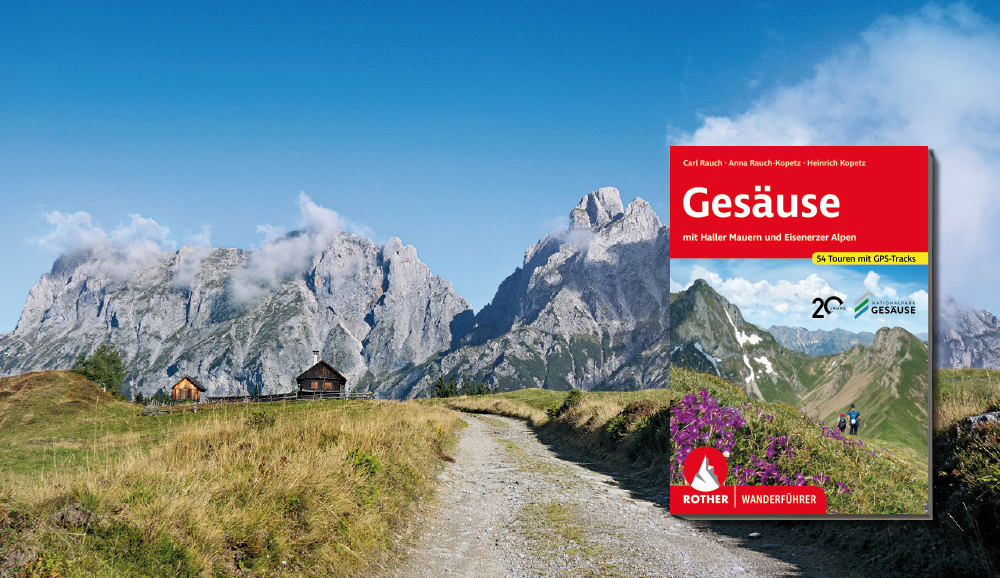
[669,146,932,518]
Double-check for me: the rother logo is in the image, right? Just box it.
[683,447,728,492]
[855,291,873,319]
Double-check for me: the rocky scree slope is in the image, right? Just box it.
[0,234,472,399]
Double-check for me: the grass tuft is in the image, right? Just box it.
[0,370,462,576]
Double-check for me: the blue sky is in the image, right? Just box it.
[3,2,1000,332]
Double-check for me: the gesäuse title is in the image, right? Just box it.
[683,185,840,219]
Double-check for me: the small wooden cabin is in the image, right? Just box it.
[171,376,207,402]
[297,352,347,395]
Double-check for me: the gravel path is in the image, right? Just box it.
[392,413,840,578]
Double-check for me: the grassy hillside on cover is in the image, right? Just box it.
[796,330,929,458]
[670,367,927,514]
[0,371,462,577]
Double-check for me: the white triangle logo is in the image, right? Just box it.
[691,455,721,492]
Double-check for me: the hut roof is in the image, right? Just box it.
[296,360,347,382]
[173,375,207,392]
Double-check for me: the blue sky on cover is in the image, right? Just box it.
[670,259,930,335]
[2,2,1000,331]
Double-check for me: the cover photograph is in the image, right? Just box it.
[668,146,932,518]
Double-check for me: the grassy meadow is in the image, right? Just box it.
[7,365,1000,577]
[0,371,463,577]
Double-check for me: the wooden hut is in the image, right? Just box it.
[297,351,347,395]
[171,376,207,402]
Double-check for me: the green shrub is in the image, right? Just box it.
[246,410,276,430]
[346,448,380,477]
[546,389,585,418]
[433,376,460,398]
[73,343,126,391]
[460,381,494,396]
[606,399,662,441]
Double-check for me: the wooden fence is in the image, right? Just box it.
[142,390,373,415]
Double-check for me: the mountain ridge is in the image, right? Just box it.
[374,187,671,398]
[767,325,876,356]
[0,230,473,399]
[0,187,670,400]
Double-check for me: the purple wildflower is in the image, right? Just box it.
[670,389,747,482]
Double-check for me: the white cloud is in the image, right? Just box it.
[36,192,368,300]
[346,221,375,240]
[543,215,570,234]
[255,224,286,245]
[37,211,108,254]
[109,214,172,250]
[36,211,175,279]
[863,271,897,298]
[683,266,845,320]
[228,193,346,304]
[186,224,212,247]
[910,289,929,311]
[671,4,1000,309]
[170,245,214,290]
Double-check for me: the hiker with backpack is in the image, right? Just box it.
[837,413,848,435]
[848,404,861,436]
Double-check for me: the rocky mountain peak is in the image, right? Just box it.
[380,236,417,263]
[570,187,625,230]
[863,326,924,375]
[675,279,748,328]
[871,326,912,349]
[434,186,669,394]
[935,294,1000,369]
[0,229,472,400]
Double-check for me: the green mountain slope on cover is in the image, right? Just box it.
[670,279,930,457]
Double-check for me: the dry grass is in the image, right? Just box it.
[934,368,1000,430]
[444,395,550,426]
[558,394,666,433]
[443,388,670,473]
[0,372,463,577]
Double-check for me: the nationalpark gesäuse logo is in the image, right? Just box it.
[855,291,873,319]
[854,290,917,320]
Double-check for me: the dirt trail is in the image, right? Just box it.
[392,413,838,578]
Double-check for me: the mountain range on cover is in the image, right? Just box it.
[0,188,669,400]
[1,185,997,405]
[671,279,929,452]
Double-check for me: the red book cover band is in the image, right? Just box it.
[670,447,827,515]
